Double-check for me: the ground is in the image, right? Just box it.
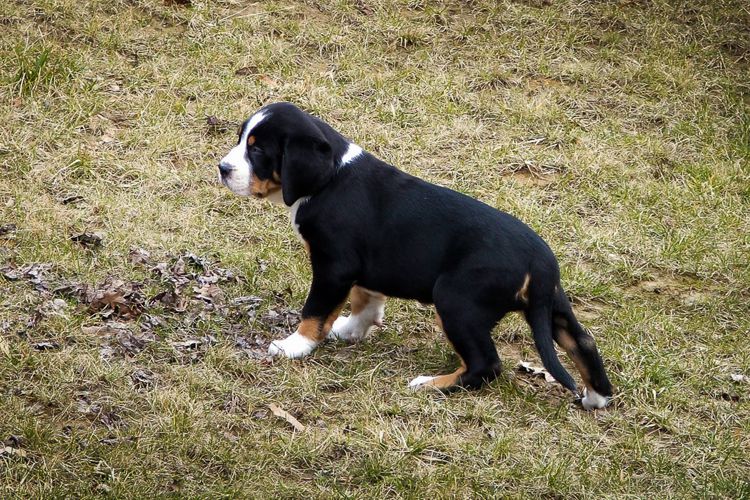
[1,0,749,497]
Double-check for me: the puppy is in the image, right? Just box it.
[218,102,613,410]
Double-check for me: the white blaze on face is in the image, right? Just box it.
[219,111,268,196]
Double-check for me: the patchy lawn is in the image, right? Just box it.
[1,0,749,496]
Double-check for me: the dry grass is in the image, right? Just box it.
[1,0,749,497]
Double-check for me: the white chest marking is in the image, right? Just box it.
[288,196,310,243]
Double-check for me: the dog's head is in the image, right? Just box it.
[218,102,337,206]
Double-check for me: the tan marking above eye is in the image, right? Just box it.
[248,135,256,146]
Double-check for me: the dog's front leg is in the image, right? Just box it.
[268,272,350,359]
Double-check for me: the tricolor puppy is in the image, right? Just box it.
[218,102,613,410]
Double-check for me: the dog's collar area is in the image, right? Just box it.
[339,143,363,167]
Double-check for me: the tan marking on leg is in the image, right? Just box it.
[418,314,467,389]
[349,286,385,315]
[515,273,531,304]
[297,317,324,342]
[251,173,281,199]
[423,359,467,389]
[322,302,346,335]
[350,286,369,315]
[557,329,592,388]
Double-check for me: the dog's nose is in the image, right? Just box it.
[218,162,233,177]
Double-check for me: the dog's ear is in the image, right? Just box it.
[281,134,335,205]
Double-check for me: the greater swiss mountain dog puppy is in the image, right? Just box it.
[218,102,613,410]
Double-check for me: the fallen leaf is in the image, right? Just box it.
[0,224,16,237]
[235,66,258,76]
[81,323,130,336]
[193,283,224,305]
[517,361,556,383]
[223,431,240,443]
[206,115,232,134]
[131,369,155,387]
[1,265,21,281]
[83,279,144,319]
[171,339,201,349]
[32,341,60,351]
[269,403,306,432]
[731,374,748,383]
[4,435,24,448]
[354,0,374,15]
[27,265,53,291]
[61,194,85,205]
[128,247,151,266]
[258,75,278,87]
[71,232,103,248]
[716,391,741,402]
[0,446,27,458]
[38,298,68,317]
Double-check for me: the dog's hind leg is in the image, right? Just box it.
[552,286,613,410]
[409,275,503,390]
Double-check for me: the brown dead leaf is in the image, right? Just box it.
[354,0,374,15]
[81,323,130,336]
[32,341,60,351]
[128,247,151,266]
[235,65,258,76]
[61,194,84,205]
[171,339,201,349]
[517,360,556,383]
[71,232,103,248]
[131,368,155,387]
[1,265,21,281]
[0,446,27,458]
[5,263,54,291]
[269,403,306,432]
[258,75,278,87]
[84,278,144,319]
[206,115,232,134]
[38,298,68,317]
[0,223,16,237]
[194,283,223,302]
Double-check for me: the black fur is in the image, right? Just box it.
[225,102,613,402]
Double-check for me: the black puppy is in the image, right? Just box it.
[218,102,612,409]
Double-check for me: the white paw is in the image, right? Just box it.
[268,331,318,359]
[408,375,436,389]
[581,388,610,410]
[326,315,375,343]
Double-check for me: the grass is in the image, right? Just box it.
[1,0,749,496]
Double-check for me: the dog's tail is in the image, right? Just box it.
[525,299,578,394]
